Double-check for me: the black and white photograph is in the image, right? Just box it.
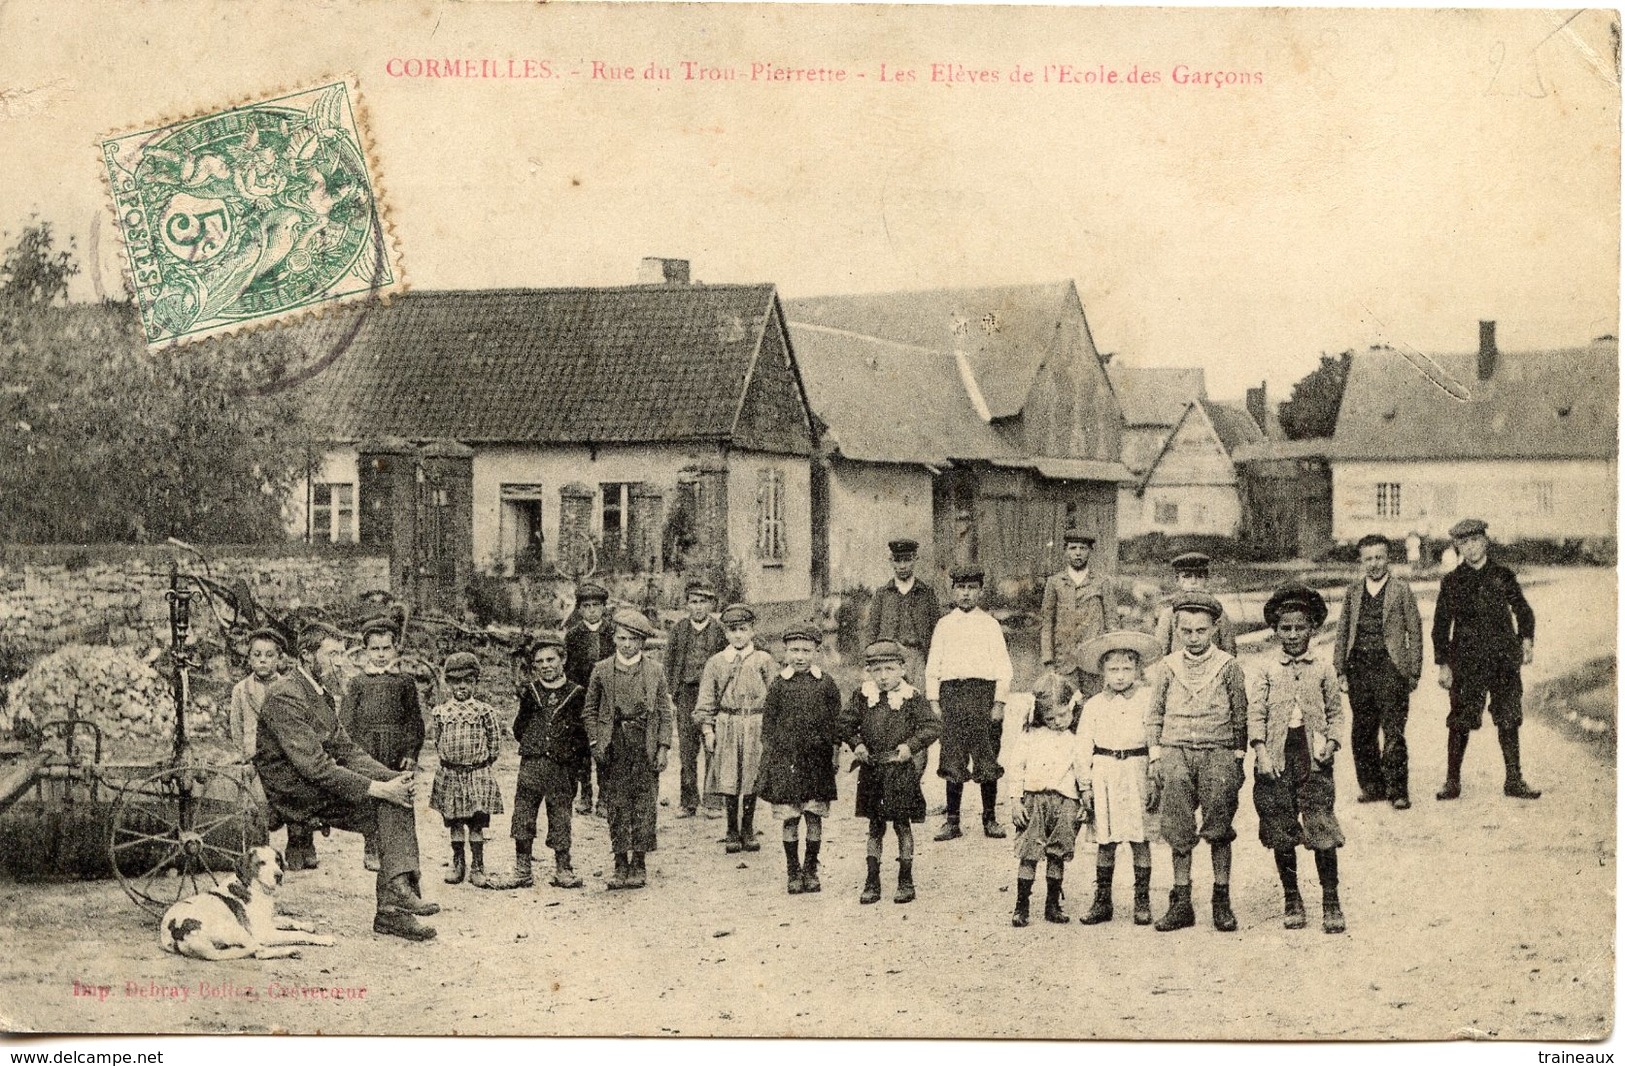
[0,0,1617,1048]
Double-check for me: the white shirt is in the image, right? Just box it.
[1067,566,1090,585]
[583,619,604,632]
[925,607,1013,702]
[615,652,643,668]
[1005,727,1087,800]
[720,644,755,662]
[893,577,916,595]
[298,666,328,699]
[1364,574,1390,597]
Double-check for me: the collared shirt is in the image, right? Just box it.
[779,665,824,680]
[1145,647,1248,755]
[1068,566,1090,585]
[583,619,604,632]
[690,617,712,632]
[1078,685,1150,752]
[1277,653,1319,728]
[615,652,643,668]
[924,607,1013,702]
[720,644,756,662]
[298,666,329,703]
[1006,726,1088,800]
[894,577,916,596]
[1365,574,1390,598]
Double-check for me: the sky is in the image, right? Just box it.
[0,1,1618,399]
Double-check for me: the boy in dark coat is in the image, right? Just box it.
[486,632,589,890]
[565,582,614,816]
[664,580,726,817]
[340,617,425,871]
[756,624,843,894]
[1431,518,1540,801]
[865,537,940,687]
[583,608,675,890]
[842,640,942,905]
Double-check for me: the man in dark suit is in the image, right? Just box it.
[256,623,439,940]
[1334,534,1424,809]
[565,582,614,815]
[1431,518,1540,801]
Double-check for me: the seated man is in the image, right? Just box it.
[255,623,439,941]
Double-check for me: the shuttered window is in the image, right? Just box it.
[756,468,787,562]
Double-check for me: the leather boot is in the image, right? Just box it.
[1322,889,1347,934]
[484,851,534,890]
[285,826,318,870]
[1043,879,1068,923]
[550,849,583,889]
[1132,866,1153,925]
[373,908,437,941]
[801,841,822,893]
[979,782,1006,837]
[1079,863,1115,925]
[982,815,1008,839]
[1011,878,1033,927]
[628,852,647,889]
[933,816,962,842]
[740,796,761,852]
[444,843,466,885]
[859,856,882,904]
[1283,887,1307,929]
[381,873,441,916]
[606,852,633,890]
[1500,727,1542,798]
[467,841,489,888]
[893,859,916,904]
[1212,885,1238,932]
[1436,729,1468,800]
[784,842,804,894]
[1155,884,1195,932]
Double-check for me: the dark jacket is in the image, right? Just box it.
[839,682,942,767]
[755,667,843,805]
[665,616,727,690]
[1040,569,1117,673]
[583,655,675,763]
[1333,574,1424,682]
[255,668,394,823]
[338,672,425,770]
[564,620,614,691]
[865,581,941,652]
[514,678,589,767]
[1431,559,1536,674]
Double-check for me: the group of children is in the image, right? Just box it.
[228,518,1539,937]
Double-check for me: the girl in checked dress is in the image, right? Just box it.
[431,652,505,888]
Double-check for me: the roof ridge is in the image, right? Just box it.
[782,320,953,356]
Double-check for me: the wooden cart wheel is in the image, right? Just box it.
[108,764,267,918]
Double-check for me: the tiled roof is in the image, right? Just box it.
[1332,341,1619,461]
[1201,400,1267,454]
[784,281,1083,419]
[1107,365,1207,426]
[788,323,1022,465]
[292,286,780,444]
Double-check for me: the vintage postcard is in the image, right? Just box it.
[0,0,1616,1046]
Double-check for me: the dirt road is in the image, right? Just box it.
[0,568,1612,1038]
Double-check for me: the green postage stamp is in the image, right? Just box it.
[100,78,402,347]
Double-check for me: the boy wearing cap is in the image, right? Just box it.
[341,618,426,871]
[1153,553,1238,657]
[486,633,589,890]
[695,604,779,852]
[842,640,942,904]
[429,653,505,888]
[1432,518,1540,801]
[1334,534,1423,809]
[925,566,1013,841]
[1250,585,1346,933]
[665,581,727,818]
[1145,592,1249,932]
[866,537,941,686]
[583,608,675,889]
[1041,530,1117,701]
[757,625,843,894]
[566,583,614,816]
[1074,629,1163,926]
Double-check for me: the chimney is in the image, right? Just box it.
[1246,382,1268,436]
[1478,320,1497,380]
[638,257,690,285]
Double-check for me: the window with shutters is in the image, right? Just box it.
[1376,482,1402,518]
[756,467,787,563]
[499,484,546,574]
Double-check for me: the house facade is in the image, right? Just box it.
[786,281,1129,593]
[286,270,820,606]
[1329,324,1618,544]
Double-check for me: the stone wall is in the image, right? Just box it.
[0,544,390,661]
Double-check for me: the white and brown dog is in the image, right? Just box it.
[159,846,335,960]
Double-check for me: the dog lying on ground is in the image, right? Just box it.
[160,846,335,960]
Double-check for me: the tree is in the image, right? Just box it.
[1278,350,1353,440]
[0,225,318,544]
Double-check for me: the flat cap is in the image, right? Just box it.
[1448,518,1488,539]
[1169,591,1224,620]
[1076,629,1162,674]
[719,603,756,626]
[1062,529,1096,546]
[949,565,985,586]
[683,580,717,601]
[1263,583,1328,628]
[575,582,610,604]
[863,639,906,664]
[1170,551,1211,572]
[442,651,481,679]
[527,629,567,653]
[358,616,396,640]
[781,624,823,646]
[611,607,658,640]
[244,626,288,653]
[887,537,919,558]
